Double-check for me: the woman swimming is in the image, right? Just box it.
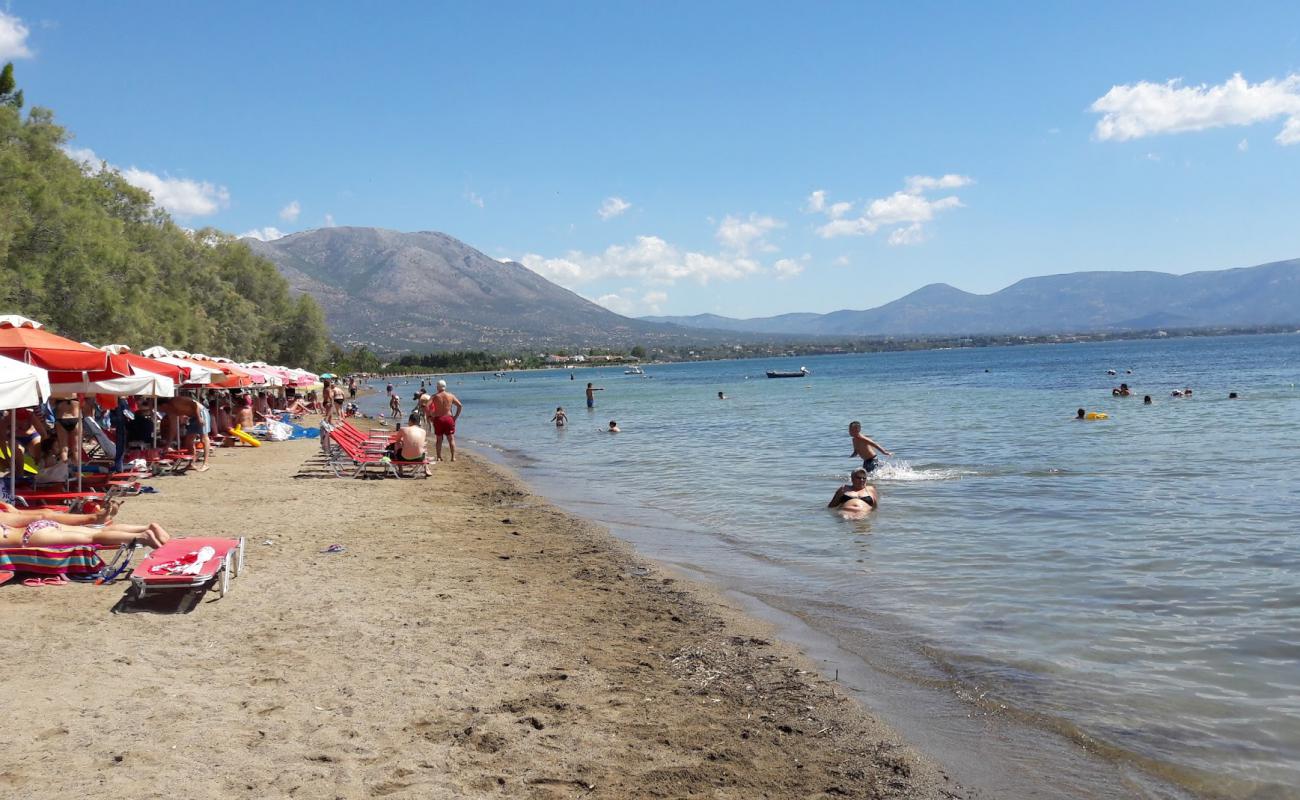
[828,468,878,513]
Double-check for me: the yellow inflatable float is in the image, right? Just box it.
[1085,412,1109,420]
[228,426,262,447]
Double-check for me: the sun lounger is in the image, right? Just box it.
[322,428,428,479]
[128,537,244,600]
[0,542,137,585]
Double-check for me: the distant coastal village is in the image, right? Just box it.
[333,323,1300,376]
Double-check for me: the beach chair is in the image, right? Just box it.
[128,537,245,601]
[323,428,427,479]
[0,542,137,585]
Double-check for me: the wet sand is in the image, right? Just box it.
[0,434,965,799]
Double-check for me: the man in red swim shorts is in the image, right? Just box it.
[429,380,463,462]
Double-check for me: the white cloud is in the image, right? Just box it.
[812,175,971,243]
[0,11,32,61]
[773,255,809,280]
[279,200,301,222]
[63,145,229,217]
[642,291,667,313]
[1238,138,1250,152]
[64,146,101,170]
[240,227,286,242]
[833,255,851,267]
[595,293,635,315]
[887,224,925,246]
[715,213,783,254]
[598,196,631,220]
[119,167,230,217]
[593,289,668,316]
[805,190,827,213]
[520,234,762,287]
[323,213,336,228]
[1090,73,1300,146]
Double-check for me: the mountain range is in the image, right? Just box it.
[643,258,1300,336]
[244,227,1300,349]
[244,227,703,350]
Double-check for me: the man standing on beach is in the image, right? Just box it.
[430,380,463,462]
[849,420,893,473]
[586,382,604,409]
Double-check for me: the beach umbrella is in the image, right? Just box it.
[0,317,113,372]
[0,354,49,500]
[48,366,176,398]
[185,356,253,388]
[319,373,337,380]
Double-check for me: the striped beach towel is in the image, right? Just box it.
[0,545,106,581]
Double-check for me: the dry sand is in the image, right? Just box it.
[0,433,966,799]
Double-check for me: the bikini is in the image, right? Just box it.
[0,519,60,546]
[840,491,876,508]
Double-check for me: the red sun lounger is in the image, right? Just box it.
[128,537,245,601]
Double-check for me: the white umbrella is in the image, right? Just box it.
[0,315,44,330]
[48,369,176,398]
[0,354,50,499]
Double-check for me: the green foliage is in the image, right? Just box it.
[0,63,21,110]
[325,344,384,375]
[0,62,330,368]
[395,351,501,373]
[629,345,646,359]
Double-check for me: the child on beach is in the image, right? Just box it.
[848,421,892,472]
[551,407,567,427]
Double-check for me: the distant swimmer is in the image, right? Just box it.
[1107,369,1117,376]
[586,382,604,409]
[1076,408,1086,419]
[607,420,620,433]
[717,391,727,400]
[1143,395,1152,405]
[1228,392,1239,399]
[1171,390,1183,397]
[848,421,892,472]
[551,407,567,427]
[828,468,878,514]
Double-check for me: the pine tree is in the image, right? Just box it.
[0,63,23,110]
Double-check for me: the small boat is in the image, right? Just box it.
[766,366,810,379]
[624,366,645,375]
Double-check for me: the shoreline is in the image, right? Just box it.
[465,440,1217,800]
[0,436,963,798]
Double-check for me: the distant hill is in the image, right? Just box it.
[643,259,1300,336]
[245,227,714,350]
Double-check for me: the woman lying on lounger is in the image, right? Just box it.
[0,501,172,548]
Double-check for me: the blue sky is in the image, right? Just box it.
[4,2,1299,318]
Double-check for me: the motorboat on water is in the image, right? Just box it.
[624,365,645,375]
[765,366,810,379]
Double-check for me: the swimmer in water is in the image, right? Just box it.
[607,420,620,433]
[1076,408,1086,420]
[717,391,726,400]
[849,421,892,472]
[551,406,567,427]
[1143,395,1152,405]
[828,468,878,514]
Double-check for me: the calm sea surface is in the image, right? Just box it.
[365,334,1300,799]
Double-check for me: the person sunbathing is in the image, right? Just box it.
[0,503,171,548]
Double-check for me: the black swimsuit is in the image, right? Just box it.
[839,491,875,508]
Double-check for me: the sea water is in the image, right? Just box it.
[365,333,1300,798]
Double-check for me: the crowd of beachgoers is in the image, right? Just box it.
[0,314,338,562]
